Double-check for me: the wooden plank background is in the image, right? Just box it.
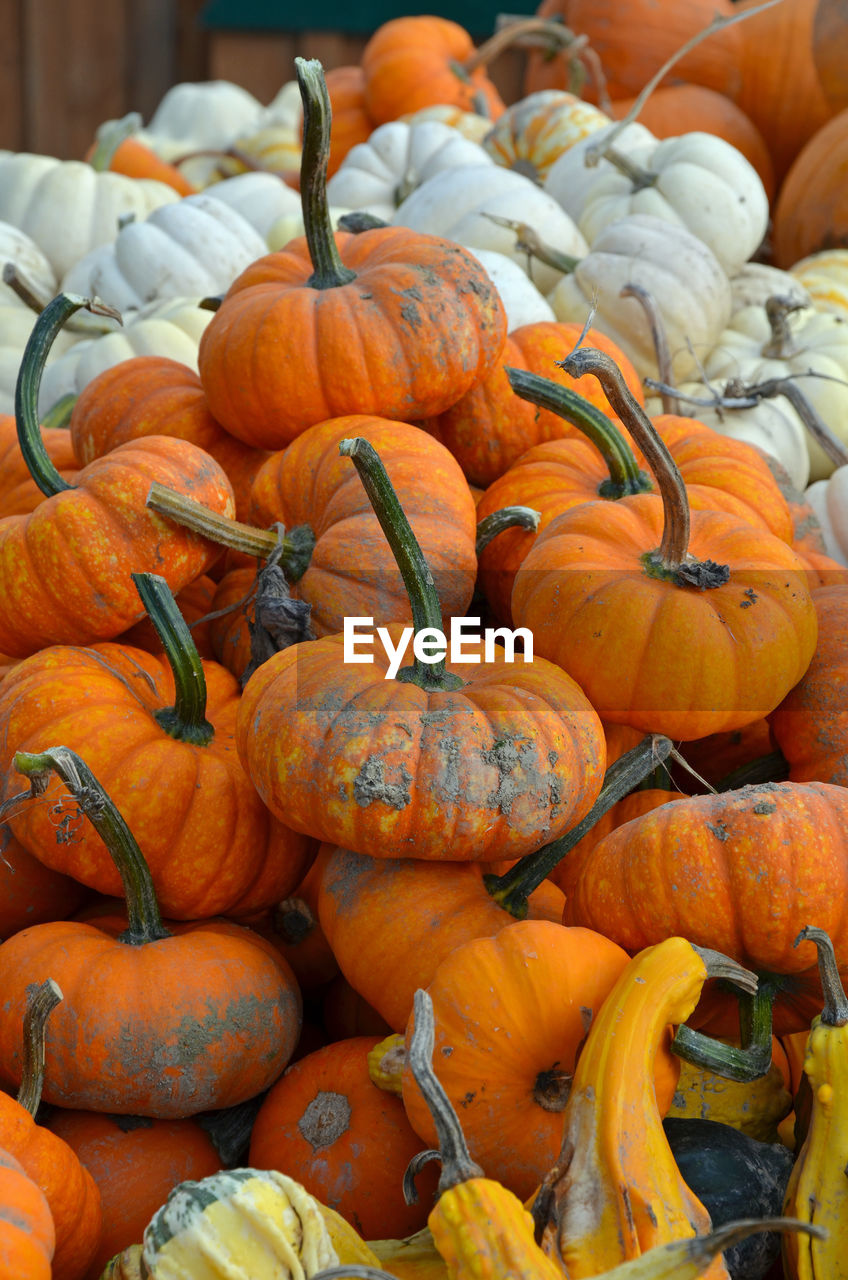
[0,0,525,159]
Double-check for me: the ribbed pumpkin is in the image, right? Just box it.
[0,575,315,920]
[418,320,645,489]
[0,832,88,940]
[198,60,507,450]
[510,348,817,740]
[249,1036,438,1239]
[0,294,234,659]
[0,746,303,1117]
[236,436,606,863]
[68,355,269,521]
[0,414,78,516]
[769,584,848,786]
[0,1147,54,1280]
[45,1110,222,1279]
[361,16,505,125]
[563,780,848,1034]
[0,981,103,1280]
[772,106,848,268]
[401,920,679,1203]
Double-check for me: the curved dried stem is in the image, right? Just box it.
[17,978,63,1116]
[795,926,848,1027]
[620,283,679,414]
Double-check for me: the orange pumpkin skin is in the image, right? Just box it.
[323,65,376,178]
[0,416,79,516]
[478,414,794,625]
[0,436,234,659]
[549,788,678,898]
[769,585,848,786]
[562,781,848,1033]
[0,642,315,920]
[734,0,848,184]
[401,920,678,1202]
[69,356,269,521]
[419,321,645,489]
[0,1092,102,1280]
[361,16,505,125]
[772,105,848,268]
[84,135,196,195]
[0,833,88,939]
[236,627,606,863]
[247,415,478,638]
[208,566,255,680]
[511,495,818,740]
[0,1147,55,1280]
[45,1110,222,1279]
[524,0,743,103]
[118,573,217,660]
[315,844,564,1031]
[197,227,507,450]
[610,84,775,200]
[0,917,302,1117]
[249,1037,438,1239]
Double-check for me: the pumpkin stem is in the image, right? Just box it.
[599,145,658,191]
[673,953,775,1082]
[795,926,848,1027]
[146,483,316,580]
[558,346,730,587]
[16,978,63,1117]
[505,366,653,498]
[476,505,540,557]
[296,57,358,291]
[273,896,317,946]
[132,573,215,747]
[481,214,582,274]
[16,292,122,497]
[405,988,485,1198]
[761,295,805,360]
[88,111,143,171]
[620,283,680,415]
[12,746,172,946]
[745,375,848,471]
[338,436,465,691]
[483,734,673,917]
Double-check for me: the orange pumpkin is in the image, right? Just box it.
[0,831,88,939]
[0,746,303,1117]
[769,584,848,786]
[401,920,679,1202]
[772,105,848,268]
[361,16,505,125]
[324,65,376,178]
[510,348,817,740]
[249,1036,438,1239]
[0,415,78,516]
[198,60,507,450]
[0,1147,54,1280]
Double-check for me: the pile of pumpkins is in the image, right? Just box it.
[0,1,847,1277]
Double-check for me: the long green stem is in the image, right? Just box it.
[12,747,171,946]
[16,292,122,497]
[483,734,673,917]
[16,979,63,1116]
[296,58,357,291]
[132,573,214,747]
[505,367,653,498]
[795,926,848,1026]
[673,979,774,1082]
[339,437,464,691]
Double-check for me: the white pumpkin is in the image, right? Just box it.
[260,80,302,132]
[806,467,848,565]
[699,298,848,481]
[400,104,493,143]
[0,220,58,303]
[729,262,810,316]
[194,172,302,241]
[0,296,83,414]
[392,163,587,294]
[544,122,656,220]
[145,80,266,151]
[547,129,768,274]
[467,248,556,330]
[61,193,268,311]
[548,213,732,382]
[37,297,214,416]
[645,381,811,492]
[266,204,352,253]
[0,153,179,280]
[326,120,493,223]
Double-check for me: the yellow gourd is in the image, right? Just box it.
[783,925,848,1280]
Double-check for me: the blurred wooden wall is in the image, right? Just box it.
[0,1,524,160]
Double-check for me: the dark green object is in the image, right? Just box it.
[201,0,537,36]
[663,1117,795,1280]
